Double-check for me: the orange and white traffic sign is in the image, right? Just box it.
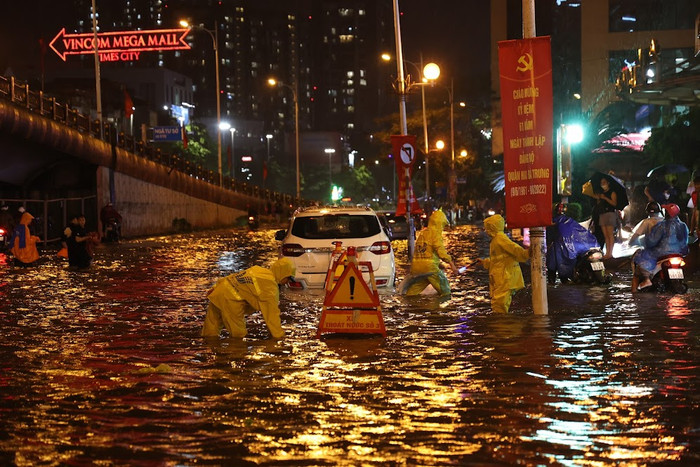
[323,262,379,308]
[317,309,386,337]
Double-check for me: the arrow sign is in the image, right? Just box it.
[49,28,191,61]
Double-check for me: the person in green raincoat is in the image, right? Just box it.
[478,214,530,313]
[202,257,296,339]
[403,209,459,296]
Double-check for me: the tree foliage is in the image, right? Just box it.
[643,107,700,171]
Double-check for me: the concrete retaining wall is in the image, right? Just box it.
[97,167,245,237]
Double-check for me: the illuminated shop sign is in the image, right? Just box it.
[49,28,191,62]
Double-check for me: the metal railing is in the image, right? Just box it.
[0,75,304,207]
[1,196,97,246]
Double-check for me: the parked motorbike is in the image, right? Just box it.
[103,218,121,243]
[642,253,689,294]
[247,215,259,231]
[573,247,611,284]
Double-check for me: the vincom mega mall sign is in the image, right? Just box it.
[49,28,191,62]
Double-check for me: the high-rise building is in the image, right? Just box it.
[65,0,394,179]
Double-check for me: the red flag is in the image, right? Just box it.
[263,161,268,181]
[124,89,134,119]
[181,125,188,149]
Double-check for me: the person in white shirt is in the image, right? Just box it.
[629,202,663,246]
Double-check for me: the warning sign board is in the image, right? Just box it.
[317,309,386,337]
[323,262,379,308]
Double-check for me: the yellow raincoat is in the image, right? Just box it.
[10,212,40,265]
[481,215,530,313]
[202,257,296,339]
[405,210,455,296]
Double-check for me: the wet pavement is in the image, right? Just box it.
[0,224,698,465]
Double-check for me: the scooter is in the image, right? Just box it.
[247,215,259,231]
[643,253,688,294]
[0,226,9,251]
[103,218,121,243]
[573,247,611,284]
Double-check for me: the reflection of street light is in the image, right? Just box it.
[267,78,300,200]
[181,19,222,186]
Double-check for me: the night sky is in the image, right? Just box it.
[0,1,490,100]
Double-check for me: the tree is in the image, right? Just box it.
[643,107,700,171]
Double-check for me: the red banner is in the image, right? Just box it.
[391,135,421,216]
[498,37,553,228]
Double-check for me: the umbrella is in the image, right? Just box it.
[646,164,688,178]
[587,171,629,210]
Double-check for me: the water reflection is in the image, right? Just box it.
[0,225,697,465]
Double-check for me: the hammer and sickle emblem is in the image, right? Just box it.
[516,53,533,72]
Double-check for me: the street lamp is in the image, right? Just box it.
[180,20,222,186]
[267,78,300,200]
[382,53,439,201]
[230,126,236,180]
[324,148,336,191]
[265,134,273,161]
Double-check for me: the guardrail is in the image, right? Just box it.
[0,75,304,207]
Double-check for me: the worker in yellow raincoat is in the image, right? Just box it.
[10,211,40,266]
[202,257,296,339]
[478,214,530,313]
[403,209,458,296]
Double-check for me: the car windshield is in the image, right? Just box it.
[291,214,381,239]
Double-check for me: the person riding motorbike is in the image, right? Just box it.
[632,203,688,292]
[0,204,15,250]
[546,203,599,283]
[100,202,122,241]
[628,202,663,246]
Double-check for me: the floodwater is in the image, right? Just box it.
[0,225,698,466]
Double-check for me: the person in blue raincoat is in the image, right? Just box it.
[546,203,599,283]
[202,257,296,338]
[632,203,688,291]
[402,209,458,296]
[478,214,530,313]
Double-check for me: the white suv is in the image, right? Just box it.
[274,206,395,289]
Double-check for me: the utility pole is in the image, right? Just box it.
[392,0,416,260]
[523,0,548,315]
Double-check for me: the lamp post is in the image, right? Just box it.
[324,148,336,193]
[181,20,222,186]
[268,78,300,201]
[265,134,273,161]
[230,127,237,180]
[382,54,439,202]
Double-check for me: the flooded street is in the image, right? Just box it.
[0,224,698,465]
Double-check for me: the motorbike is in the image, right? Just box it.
[641,253,688,294]
[103,218,121,243]
[0,226,9,251]
[572,247,611,284]
[247,215,259,231]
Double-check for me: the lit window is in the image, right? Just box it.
[346,71,354,78]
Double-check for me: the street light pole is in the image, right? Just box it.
[392,0,415,260]
[181,20,222,186]
[230,127,236,180]
[267,78,300,201]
